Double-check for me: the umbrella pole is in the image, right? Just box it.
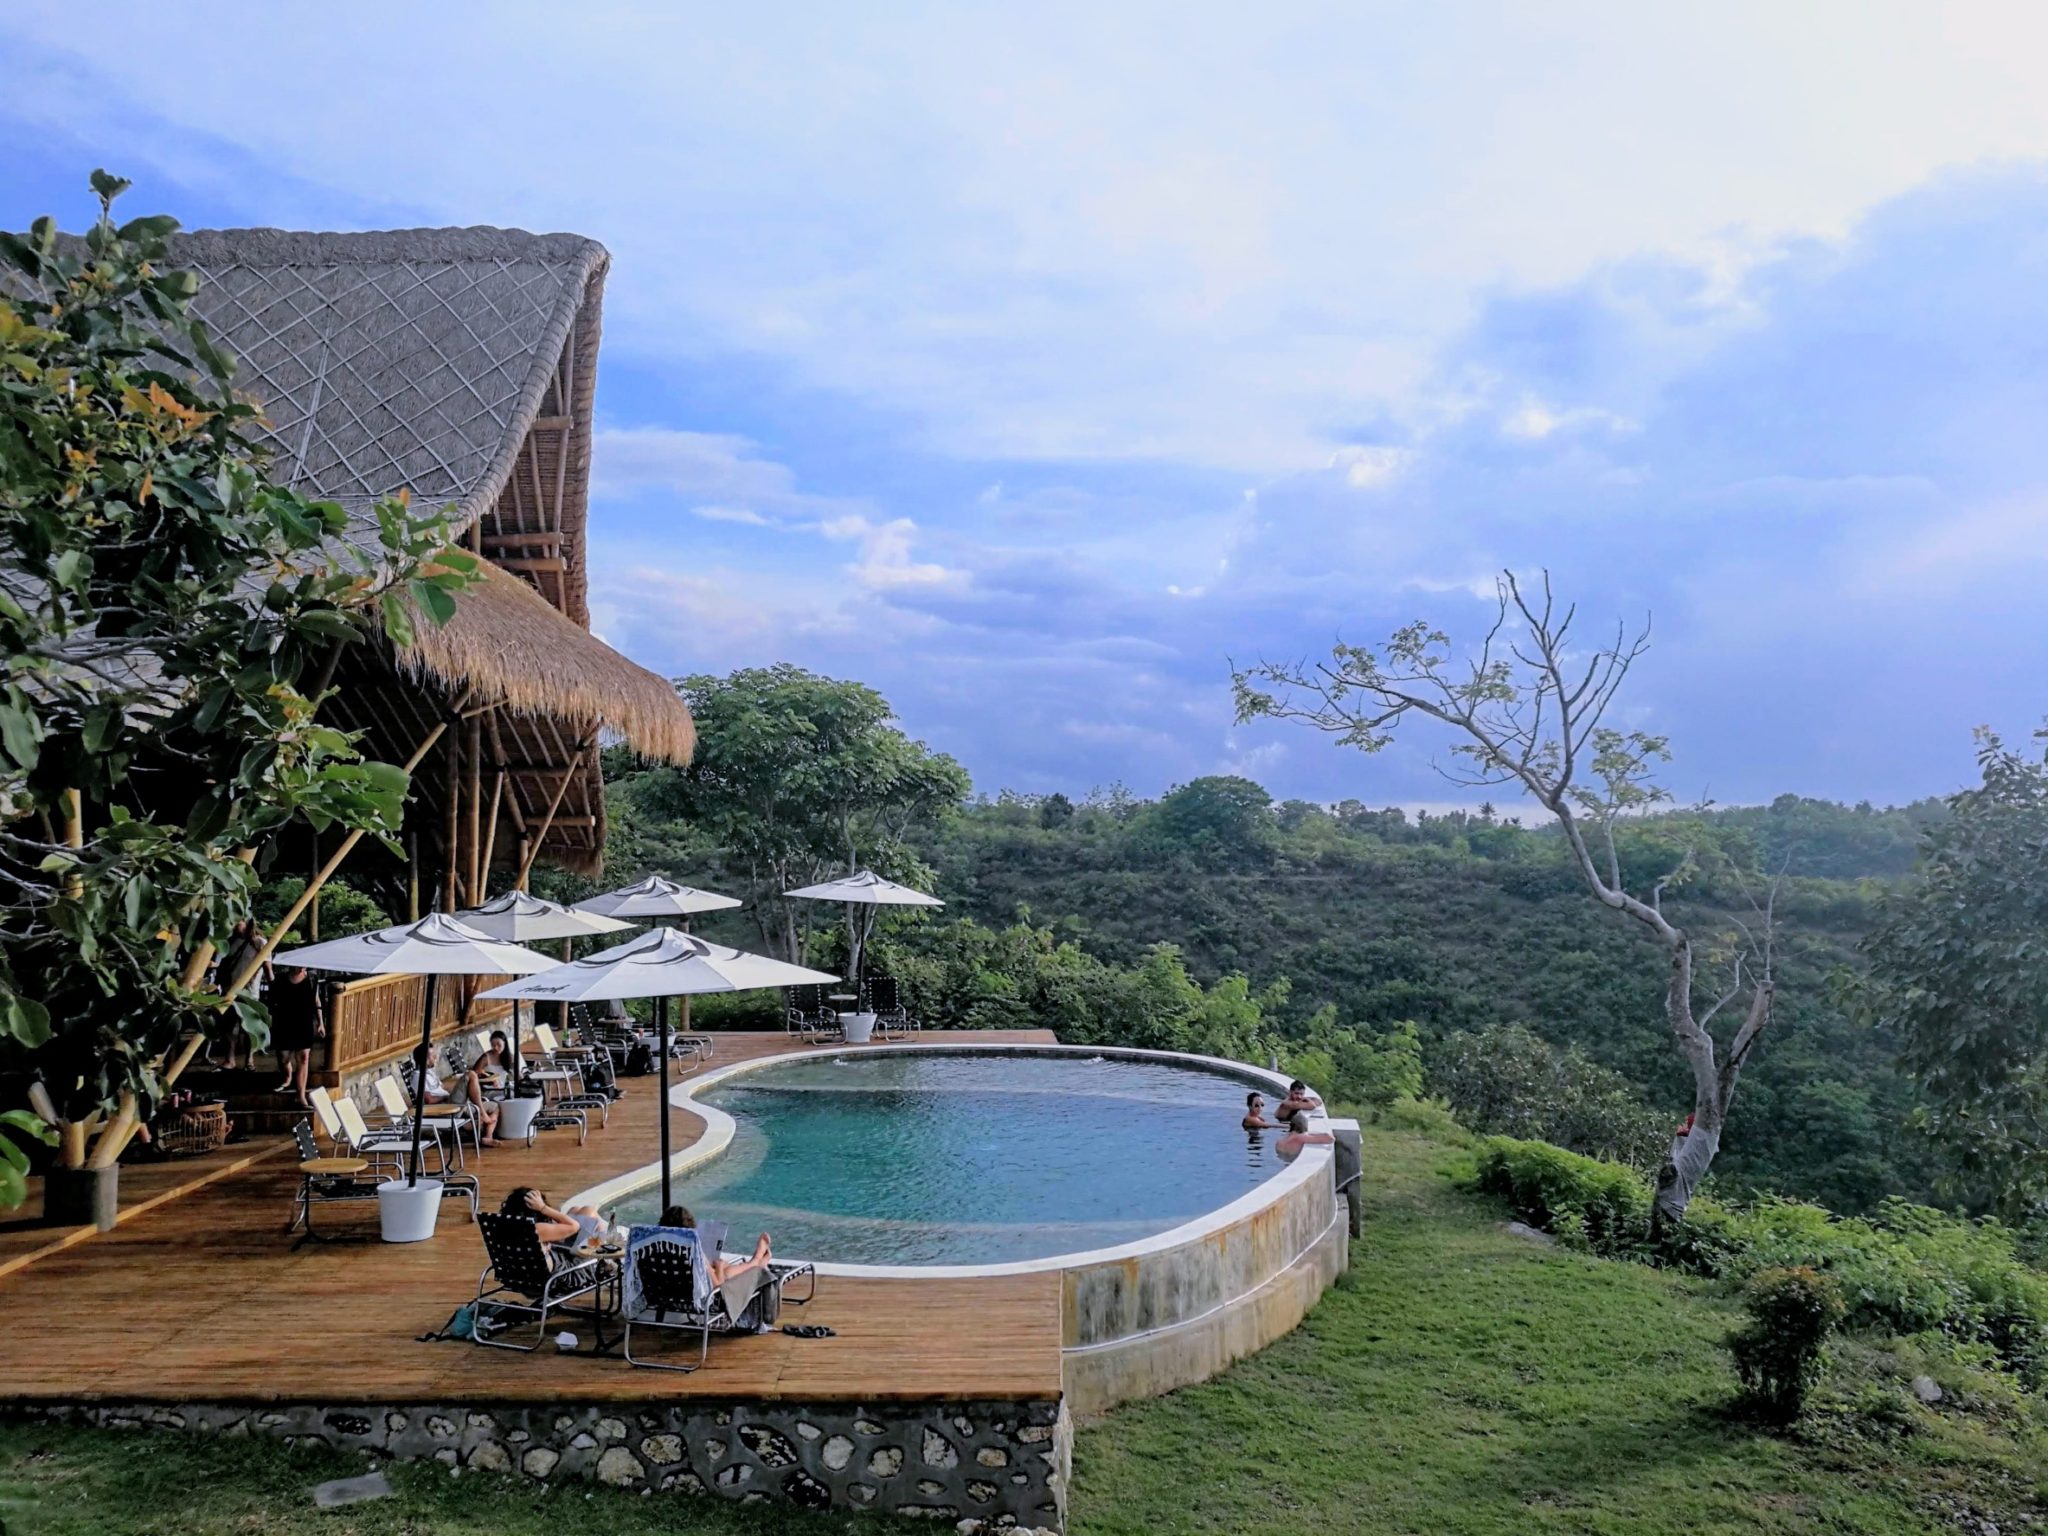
[657,993,673,1214]
[408,973,437,1188]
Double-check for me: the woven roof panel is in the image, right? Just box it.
[166,228,607,531]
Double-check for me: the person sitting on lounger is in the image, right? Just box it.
[659,1203,778,1327]
[1242,1091,1281,1130]
[507,1187,606,1257]
[425,1062,501,1147]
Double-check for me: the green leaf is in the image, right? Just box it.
[411,577,457,627]
[89,168,134,202]
[379,590,415,648]
[2,995,51,1048]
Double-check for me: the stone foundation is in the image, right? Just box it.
[28,1396,1070,1532]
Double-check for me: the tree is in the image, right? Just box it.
[1234,570,1778,1229]
[1144,774,1278,864]
[1859,728,2048,1218]
[642,666,970,961]
[0,175,473,1196]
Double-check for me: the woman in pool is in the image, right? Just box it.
[1242,1091,1281,1130]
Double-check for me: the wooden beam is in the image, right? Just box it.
[494,556,567,574]
[480,769,506,887]
[514,734,593,889]
[465,713,483,901]
[442,723,461,914]
[532,414,573,432]
[481,531,563,550]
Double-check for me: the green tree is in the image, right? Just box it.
[1144,774,1278,864]
[1860,728,2048,1217]
[642,666,970,960]
[0,175,473,1192]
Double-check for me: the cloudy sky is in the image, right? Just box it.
[7,3,2048,808]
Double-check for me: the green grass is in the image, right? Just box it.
[1072,1127,2048,1535]
[4,1124,2043,1534]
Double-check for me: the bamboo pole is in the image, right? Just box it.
[479,769,506,889]
[465,713,482,900]
[60,788,83,900]
[442,725,461,913]
[512,733,592,889]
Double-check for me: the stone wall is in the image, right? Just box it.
[29,1396,1070,1532]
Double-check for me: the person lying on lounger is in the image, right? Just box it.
[507,1187,606,1257]
[659,1203,781,1327]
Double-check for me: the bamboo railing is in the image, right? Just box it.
[325,972,515,1078]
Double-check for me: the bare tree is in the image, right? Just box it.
[1232,570,1775,1229]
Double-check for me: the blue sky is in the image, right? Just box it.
[7,3,2048,809]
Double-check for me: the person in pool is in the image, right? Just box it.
[1276,1110,1336,1162]
[1275,1080,1322,1122]
[1242,1091,1282,1130]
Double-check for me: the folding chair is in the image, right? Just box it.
[333,1093,479,1220]
[285,1118,373,1243]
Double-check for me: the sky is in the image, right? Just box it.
[5,3,2048,810]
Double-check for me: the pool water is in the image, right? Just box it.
[609,1052,1297,1266]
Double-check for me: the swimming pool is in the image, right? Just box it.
[607,1050,1301,1266]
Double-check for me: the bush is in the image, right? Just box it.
[1472,1135,1652,1257]
[1729,1266,1845,1422]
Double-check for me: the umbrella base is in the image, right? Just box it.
[377,1178,445,1243]
[839,1011,877,1044]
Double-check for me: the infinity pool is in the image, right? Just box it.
[609,1051,1296,1266]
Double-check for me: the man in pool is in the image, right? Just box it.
[1277,1110,1335,1162]
[1276,1080,1322,1122]
[1242,1091,1282,1130]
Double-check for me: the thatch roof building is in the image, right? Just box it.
[169,226,691,890]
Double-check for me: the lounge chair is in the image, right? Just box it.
[285,1118,374,1242]
[473,1212,614,1352]
[332,1092,479,1220]
[368,1074,464,1165]
[785,985,842,1045]
[867,975,919,1040]
[310,1085,422,1172]
[620,1224,817,1372]
[397,1061,506,1160]
[530,1024,616,1125]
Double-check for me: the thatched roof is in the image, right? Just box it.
[404,564,694,765]
[164,225,693,775]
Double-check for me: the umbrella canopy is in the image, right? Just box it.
[572,875,742,921]
[481,930,838,1213]
[455,889,635,943]
[480,929,837,1003]
[784,870,943,908]
[272,912,558,977]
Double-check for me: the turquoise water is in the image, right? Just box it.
[610,1052,1294,1265]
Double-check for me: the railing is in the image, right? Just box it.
[325,971,515,1078]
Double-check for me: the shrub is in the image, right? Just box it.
[1729,1266,1845,1422]
[1472,1135,1652,1257]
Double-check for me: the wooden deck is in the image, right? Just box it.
[0,1031,1064,1406]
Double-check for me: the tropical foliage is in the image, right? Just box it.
[0,175,473,1184]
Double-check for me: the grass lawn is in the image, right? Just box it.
[4,1123,2044,1534]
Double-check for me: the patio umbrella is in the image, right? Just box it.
[455,891,633,1091]
[481,929,837,1211]
[784,870,942,1000]
[572,875,742,924]
[273,914,556,1187]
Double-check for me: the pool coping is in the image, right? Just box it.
[566,1041,1334,1280]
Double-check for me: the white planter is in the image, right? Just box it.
[840,1011,877,1044]
[497,1095,542,1140]
[377,1177,444,1243]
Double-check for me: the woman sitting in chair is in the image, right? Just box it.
[424,1060,502,1147]
[660,1203,775,1313]
[506,1187,606,1259]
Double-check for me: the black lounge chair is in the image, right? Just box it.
[867,975,919,1039]
[472,1212,614,1353]
[785,985,842,1045]
[621,1225,816,1372]
[285,1118,375,1244]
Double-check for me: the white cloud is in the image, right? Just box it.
[818,515,968,593]
[1328,444,1410,488]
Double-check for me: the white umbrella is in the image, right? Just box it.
[784,869,942,998]
[274,913,556,1185]
[455,891,634,1090]
[572,875,742,922]
[482,930,837,1210]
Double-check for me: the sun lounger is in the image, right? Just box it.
[620,1224,816,1372]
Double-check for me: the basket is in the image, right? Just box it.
[158,1101,229,1158]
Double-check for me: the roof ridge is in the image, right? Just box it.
[167,226,607,267]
